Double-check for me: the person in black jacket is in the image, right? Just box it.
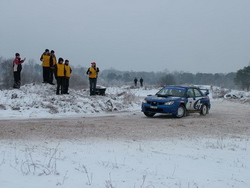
[140,77,143,87]
[13,53,26,88]
[134,77,138,87]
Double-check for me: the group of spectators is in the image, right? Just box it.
[134,77,143,87]
[40,49,72,95]
[12,50,100,96]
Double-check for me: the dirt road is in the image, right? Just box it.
[0,99,250,141]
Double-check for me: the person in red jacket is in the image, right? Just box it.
[13,53,26,88]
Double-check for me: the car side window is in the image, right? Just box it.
[187,89,194,97]
[172,89,185,97]
[194,89,202,97]
[162,89,168,95]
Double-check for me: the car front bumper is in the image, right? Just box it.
[141,103,179,115]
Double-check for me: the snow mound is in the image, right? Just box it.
[223,90,250,104]
[0,84,158,119]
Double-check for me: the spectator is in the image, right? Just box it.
[49,50,57,85]
[40,49,51,83]
[134,77,138,86]
[55,58,65,95]
[140,77,143,87]
[13,53,26,89]
[86,62,99,96]
[64,59,72,94]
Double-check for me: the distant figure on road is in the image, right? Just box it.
[134,77,138,87]
[86,62,99,96]
[140,77,143,87]
[13,53,26,89]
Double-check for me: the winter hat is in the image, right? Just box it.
[51,50,55,53]
[45,49,49,52]
[91,62,96,65]
[58,57,64,62]
[15,53,20,56]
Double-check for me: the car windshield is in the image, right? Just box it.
[156,88,185,97]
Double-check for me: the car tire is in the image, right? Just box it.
[144,112,155,117]
[200,104,208,116]
[175,105,186,118]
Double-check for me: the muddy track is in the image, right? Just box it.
[0,100,249,141]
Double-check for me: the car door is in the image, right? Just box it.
[186,89,195,110]
[186,88,203,111]
[192,88,203,110]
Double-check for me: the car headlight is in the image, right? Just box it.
[142,100,147,104]
[164,101,174,105]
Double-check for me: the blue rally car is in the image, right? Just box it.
[141,86,211,118]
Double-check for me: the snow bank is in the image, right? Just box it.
[0,84,158,119]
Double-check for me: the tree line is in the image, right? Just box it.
[234,66,250,90]
[101,68,237,89]
[1,57,249,90]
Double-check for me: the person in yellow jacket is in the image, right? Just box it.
[86,62,99,96]
[64,59,72,94]
[49,50,57,85]
[54,57,65,95]
[40,49,51,83]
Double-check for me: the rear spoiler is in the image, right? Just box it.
[200,89,209,96]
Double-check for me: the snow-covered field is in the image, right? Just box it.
[1,136,249,188]
[0,84,250,188]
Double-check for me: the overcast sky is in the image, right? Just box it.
[1,0,250,73]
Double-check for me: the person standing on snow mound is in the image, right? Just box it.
[40,49,51,83]
[49,50,57,85]
[55,57,65,95]
[86,62,99,96]
[64,59,72,94]
[13,53,26,89]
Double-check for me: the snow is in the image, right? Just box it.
[0,84,159,119]
[1,137,249,188]
[0,84,250,188]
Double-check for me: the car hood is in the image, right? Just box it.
[145,95,184,102]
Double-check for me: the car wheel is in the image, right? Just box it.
[175,105,186,118]
[144,112,155,117]
[200,104,208,116]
